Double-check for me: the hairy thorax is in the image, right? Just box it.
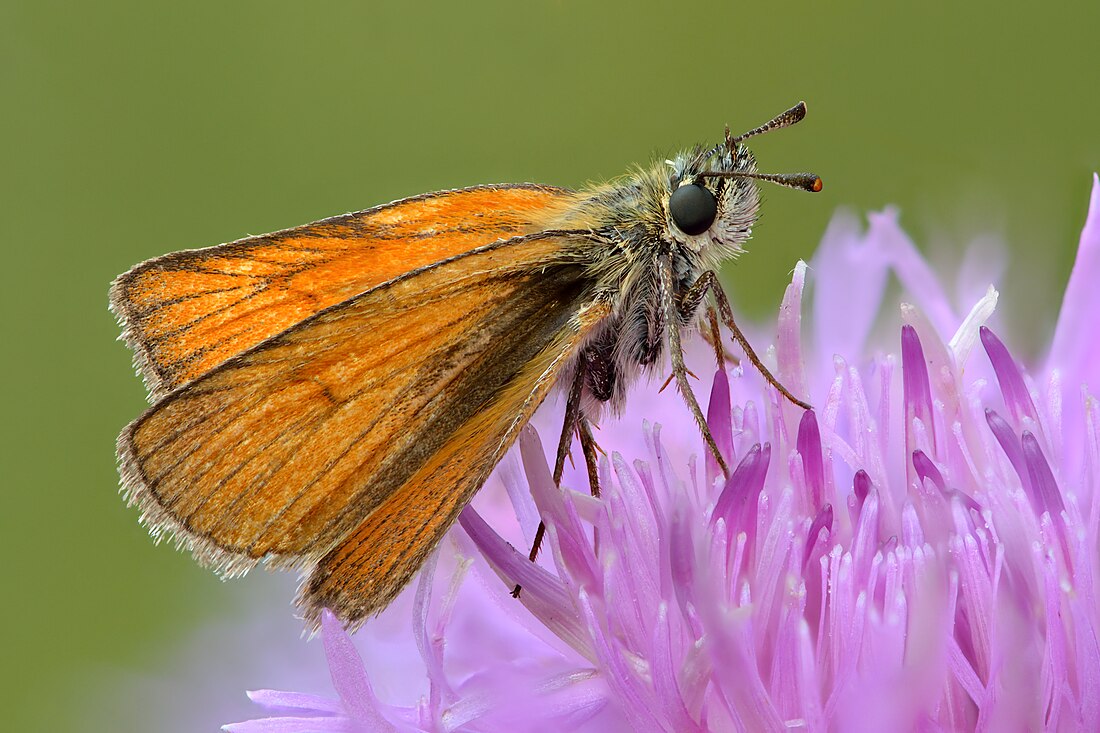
[536,147,762,411]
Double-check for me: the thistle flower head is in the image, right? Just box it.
[228,176,1100,733]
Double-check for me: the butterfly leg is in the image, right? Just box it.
[658,255,731,478]
[576,417,601,498]
[576,415,603,557]
[684,270,811,411]
[702,305,727,370]
[511,362,587,598]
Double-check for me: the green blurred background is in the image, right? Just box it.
[4,1,1098,730]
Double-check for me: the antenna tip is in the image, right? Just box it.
[782,172,823,192]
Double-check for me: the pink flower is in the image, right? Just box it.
[227,176,1100,732]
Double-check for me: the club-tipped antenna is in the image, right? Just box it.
[698,101,821,192]
[702,169,823,193]
[728,101,808,147]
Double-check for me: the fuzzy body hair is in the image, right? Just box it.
[546,144,760,411]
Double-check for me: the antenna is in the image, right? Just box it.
[700,101,821,192]
[702,169,823,193]
[729,101,808,147]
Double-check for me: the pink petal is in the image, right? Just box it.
[1049,173,1100,387]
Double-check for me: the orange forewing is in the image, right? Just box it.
[110,184,572,398]
[118,233,598,602]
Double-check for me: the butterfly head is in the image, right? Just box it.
[663,102,822,266]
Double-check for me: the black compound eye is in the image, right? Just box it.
[669,183,717,236]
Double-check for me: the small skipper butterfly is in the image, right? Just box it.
[112,102,821,628]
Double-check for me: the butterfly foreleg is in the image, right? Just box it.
[682,269,812,412]
[659,257,731,478]
[702,272,812,411]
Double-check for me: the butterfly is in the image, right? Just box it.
[112,101,820,628]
